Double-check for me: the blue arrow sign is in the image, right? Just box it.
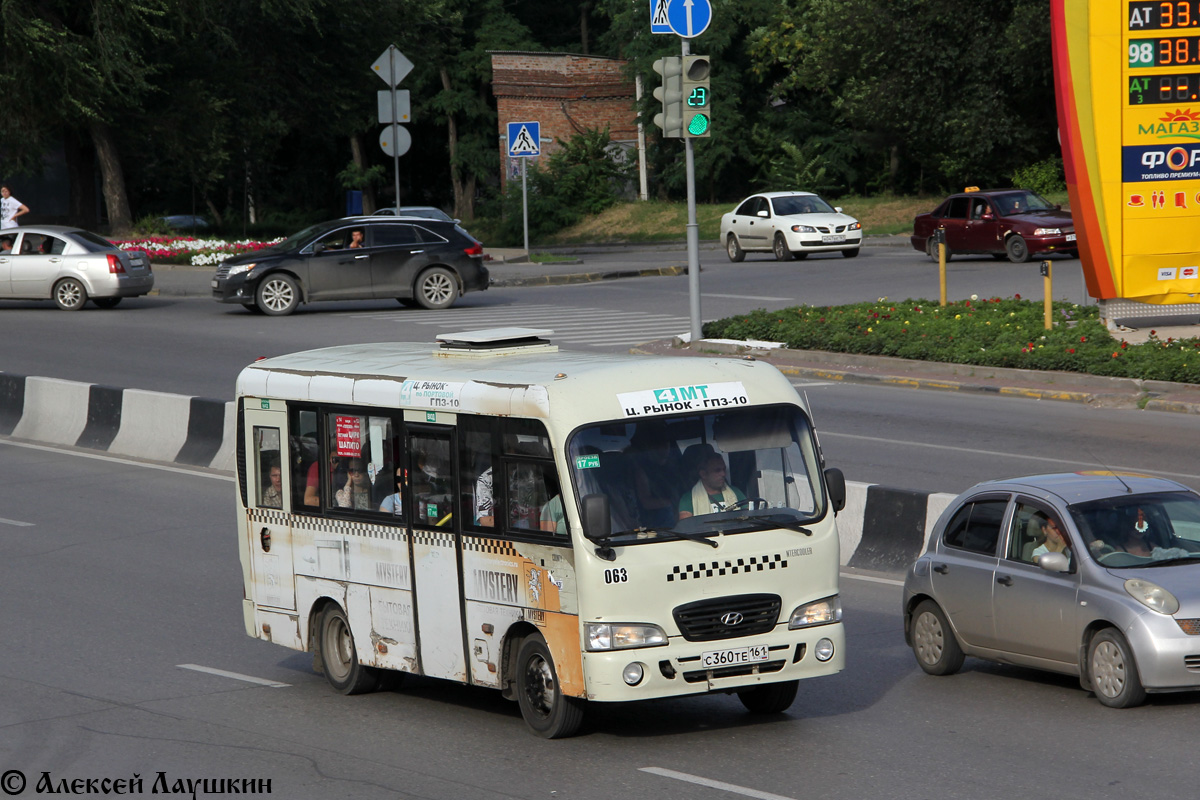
[650,0,671,33]
[666,0,711,38]
[507,121,541,157]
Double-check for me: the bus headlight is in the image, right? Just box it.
[585,623,668,651]
[788,596,842,629]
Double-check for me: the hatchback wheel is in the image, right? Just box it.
[414,267,459,310]
[1005,235,1030,263]
[255,274,300,316]
[726,234,745,263]
[773,233,794,262]
[1089,629,1146,708]
[910,600,964,676]
[54,278,88,311]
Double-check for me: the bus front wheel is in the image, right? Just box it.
[738,679,799,714]
[318,605,382,695]
[516,635,584,738]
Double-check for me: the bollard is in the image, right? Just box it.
[1041,260,1052,329]
[935,228,947,307]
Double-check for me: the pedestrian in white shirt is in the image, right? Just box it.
[0,185,30,229]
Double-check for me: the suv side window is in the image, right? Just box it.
[372,224,419,247]
[943,499,1007,555]
[411,225,449,245]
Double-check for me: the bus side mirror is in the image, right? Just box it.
[824,467,846,513]
[581,494,611,542]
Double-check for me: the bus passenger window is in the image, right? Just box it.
[508,462,556,532]
[253,425,283,509]
[289,409,319,508]
[461,427,494,527]
[411,435,453,526]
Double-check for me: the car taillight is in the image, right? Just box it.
[463,242,483,257]
[107,254,126,274]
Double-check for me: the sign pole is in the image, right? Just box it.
[522,157,530,253]
[390,46,401,210]
[682,38,702,342]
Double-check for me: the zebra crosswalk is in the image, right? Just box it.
[341,304,692,348]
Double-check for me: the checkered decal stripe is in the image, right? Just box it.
[667,554,788,582]
[273,514,407,542]
[462,537,520,556]
[411,529,456,548]
[248,508,289,525]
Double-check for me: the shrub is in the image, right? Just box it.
[703,297,1200,383]
[1010,156,1066,195]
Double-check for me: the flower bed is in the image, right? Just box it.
[702,296,1200,384]
[114,236,283,267]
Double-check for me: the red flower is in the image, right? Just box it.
[1080,336,1087,342]
[1150,330,1157,335]
[1112,352,1120,358]
[1068,348,1075,354]
[1120,341,1128,349]
[1014,293,1022,300]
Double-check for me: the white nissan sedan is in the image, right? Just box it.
[720,191,862,262]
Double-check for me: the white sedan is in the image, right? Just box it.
[719,191,862,262]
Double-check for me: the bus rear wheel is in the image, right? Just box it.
[318,605,382,695]
[516,635,584,738]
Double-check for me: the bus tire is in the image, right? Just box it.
[318,605,382,695]
[516,635,584,738]
[738,679,799,714]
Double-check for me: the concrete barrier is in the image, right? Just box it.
[0,370,954,572]
[0,372,234,472]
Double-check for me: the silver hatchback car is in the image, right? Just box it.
[0,225,154,310]
[903,472,1200,708]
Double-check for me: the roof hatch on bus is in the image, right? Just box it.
[435,327,557,357]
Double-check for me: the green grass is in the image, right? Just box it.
[468,192,1071,246]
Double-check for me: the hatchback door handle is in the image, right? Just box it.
[933,564,948,574]
[409,249,425,254]
[354,254,368,260]
[996,574,1013,586]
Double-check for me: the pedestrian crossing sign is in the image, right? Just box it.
[650,0,671,33]
[507,121,541,157]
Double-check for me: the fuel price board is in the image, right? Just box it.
[1054,0,1200,304]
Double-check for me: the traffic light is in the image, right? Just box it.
[681,55,711,138]
[652,57,683,138]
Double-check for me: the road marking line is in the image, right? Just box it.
[177,664,290,688]
[0,516,34,527]
[822,431,1200,482]
[640,768,796,800]
[840,571,904,587]
[0,440,234,481]
[704,293,793,301]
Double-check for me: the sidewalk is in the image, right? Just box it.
[631,337,1200,415]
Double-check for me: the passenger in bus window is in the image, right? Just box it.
[475,467,495,526]
[678,453,745,519]
[261,459,283,508]
[336,458,373,509]
[630,424,683,528]
[540,495,566,534]
[379,467,404,516]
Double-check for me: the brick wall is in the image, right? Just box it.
[491,52,638,187]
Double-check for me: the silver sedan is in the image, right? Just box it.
[903,472,1200,708]
[0,225,153,310]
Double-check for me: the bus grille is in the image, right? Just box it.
[672,594,781,642]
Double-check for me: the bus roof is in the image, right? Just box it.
[236,335,803,431]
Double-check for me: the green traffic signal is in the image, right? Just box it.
[681,55,711,138]
[687,113,710,136]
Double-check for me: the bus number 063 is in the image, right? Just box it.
[603,568,629,584]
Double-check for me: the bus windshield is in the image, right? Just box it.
[566,405,825,544]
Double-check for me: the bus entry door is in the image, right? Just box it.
[244,405,296,612]
[408,425,467,682]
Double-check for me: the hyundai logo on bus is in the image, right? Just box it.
[721,612,744,626]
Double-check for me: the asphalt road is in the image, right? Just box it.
[1,441,1196,800]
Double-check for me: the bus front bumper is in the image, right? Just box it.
[580,622,844,702]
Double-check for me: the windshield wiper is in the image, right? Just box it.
[731,516,813,536]
[1142,554,1200,567]
[666,528,720,548]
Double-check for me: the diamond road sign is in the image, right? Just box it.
[371,47,413,87]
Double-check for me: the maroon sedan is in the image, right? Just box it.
[911,189,1076,263]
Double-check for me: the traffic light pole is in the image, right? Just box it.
[682,39,702,343]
